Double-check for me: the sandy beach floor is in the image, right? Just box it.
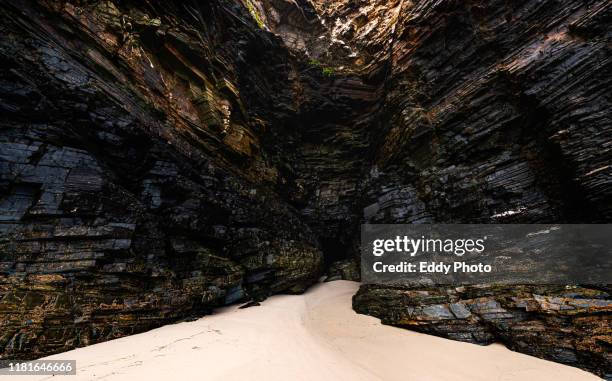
[17,281,599,381]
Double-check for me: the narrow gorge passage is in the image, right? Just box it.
[288,75,381,266]
[0,0,610,378]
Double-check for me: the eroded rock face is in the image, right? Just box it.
[0,0,610,377]
[351,0,612,377]
[0,0,324,359]
[354,284,612,376]
[368,0,611,223]
[262,0,612,376]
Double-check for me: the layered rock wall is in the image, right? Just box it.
[353,0,612,376]
[0,0,324,359]
[0,0,610,377]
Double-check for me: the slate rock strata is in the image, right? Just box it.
[367,0,612,224]
[354,284,612,377]
[0,0,325,359]
[350,0,611,377]
[0,0,610,377]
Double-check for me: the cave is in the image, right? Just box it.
[0,0,610,378]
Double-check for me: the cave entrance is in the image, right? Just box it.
[320,236,351,268]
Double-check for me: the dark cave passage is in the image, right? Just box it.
[320,236,351,267]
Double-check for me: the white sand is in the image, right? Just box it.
[19,281,599,381]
